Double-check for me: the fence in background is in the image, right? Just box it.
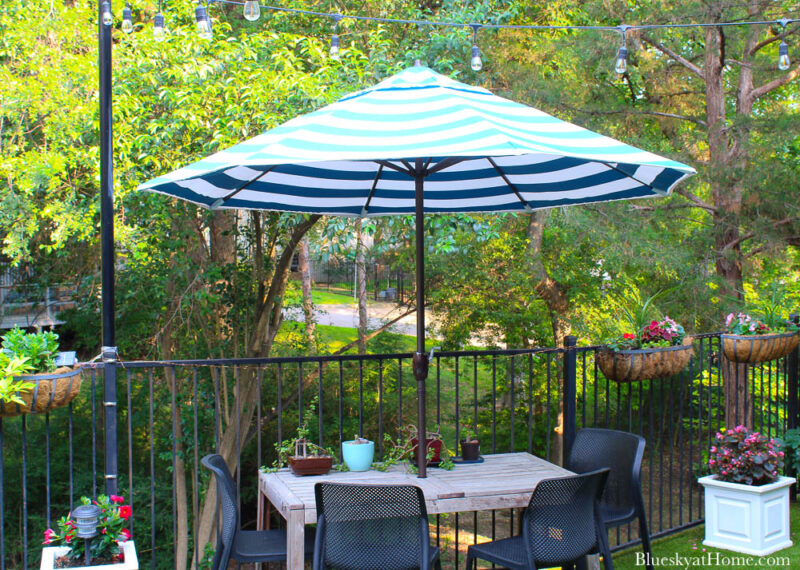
[1,334,797,568]
[308,259,412,303]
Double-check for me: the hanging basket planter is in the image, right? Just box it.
[596,337,694,383]
[0,366,82,417]
[720,332,799,364]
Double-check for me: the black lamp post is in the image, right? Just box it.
[98,0,118,497]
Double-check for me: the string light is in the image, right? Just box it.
[112,2,796,77]
[470,24,482,71]
[778,18,791,71]
[614,25,630,75]
[121,3,133,34]
[101,1,113,26]
[243,0,260,22]
[195,1,213,40]
[330,14,342,59]
[153,12,165,42]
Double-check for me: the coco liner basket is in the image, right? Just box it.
[721,331,800,364]
[0,366,82,417]
[597,337,694,383]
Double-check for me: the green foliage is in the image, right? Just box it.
[0,354,34,404]
[781,428,800,476]
[1,326,59,373]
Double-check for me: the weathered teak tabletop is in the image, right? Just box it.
[257,452,572,569]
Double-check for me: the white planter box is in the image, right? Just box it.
[40,540,138,570]
[699,475,794,556]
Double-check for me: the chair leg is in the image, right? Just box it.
[597,525,614,570]
[637,511,654,570]
[465,548,475,570]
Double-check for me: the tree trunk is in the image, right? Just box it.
[525,211,572,464]
[298,237,316,346]
[721,354,752,428]
[192,215,320,568]
[356,219,368,354]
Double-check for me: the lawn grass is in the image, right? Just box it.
[310,289,356,304]
[612,501,800,569]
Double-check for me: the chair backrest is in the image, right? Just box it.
[567,428,645,522]
[523,468,609,566]
[201,454,239,570]
[314,482,429,570]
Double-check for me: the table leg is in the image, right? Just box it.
[257,488,264,531]
[286,509,305,570]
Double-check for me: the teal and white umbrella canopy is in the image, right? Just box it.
[139,64,695,476]
[138,65,695,214]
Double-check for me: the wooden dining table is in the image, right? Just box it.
[257,451,572,569]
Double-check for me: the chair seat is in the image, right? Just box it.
[232,528,316,563]
[468,535,529,568]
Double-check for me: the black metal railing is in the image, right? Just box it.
[1,334,797,569]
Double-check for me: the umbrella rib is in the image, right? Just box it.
[601,161,668,195]
[376,160,414,176]
[487,157,533,212]
[361,164,385,216]
[210,166,277,209]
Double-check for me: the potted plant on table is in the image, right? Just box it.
[459,430,481,461]
[271,396,335,476]
[698,426,793,556]
[40,494,137,569]
[721,312,799,364]
[597,316,693,383]
[375,425,454,472]
[0,327,81,417]
[341,436,375,472]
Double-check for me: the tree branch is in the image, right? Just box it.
[674,187,717,214]
[722,217,799,253]
[641,34,705,80]
[559,103,707,127]
[751,65,800,100]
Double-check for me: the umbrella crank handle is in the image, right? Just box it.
[429,346,439,362]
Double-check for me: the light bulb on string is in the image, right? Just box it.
[778,41,790,71]
[330,15,342,59]
[470,25,482,71]
[196,1,213,40]
[614,25,630,75]
[121,4,133,34]
[153,12,166,42]
[777,20,791,71]
[243,0,260,22]
[101,1,113,26]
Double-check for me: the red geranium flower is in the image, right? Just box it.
[118,505,132,520]
[110,495,124,504]
[623,333,635,339]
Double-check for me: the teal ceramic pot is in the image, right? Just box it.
[342,440,375,471]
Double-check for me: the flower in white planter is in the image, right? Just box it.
[43,494,133,566]
[700,426,793,556]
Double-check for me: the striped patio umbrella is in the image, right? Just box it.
[139,63,695,475]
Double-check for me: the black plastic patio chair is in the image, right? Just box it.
[201,453,315,570]
[567,428,653,570]
[313,482,442,570]
[465,468,610,570]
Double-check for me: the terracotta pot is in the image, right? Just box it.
[596,337,694,383]
[288,455,333,476]
[0,366,82,417]
[410,437,442,465]
[721,332,799,364]
[460,439,480,461]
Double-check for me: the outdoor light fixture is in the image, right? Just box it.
[330,15,342,59]
[101,1,113,26]
[121,3,133,34]
[73,504,102,566]
[778,19,791,71]
[614,25,630,74]
[196,1,213,40]
[153,12,166,42]
[243,0,260,22]
[470,25,483,71]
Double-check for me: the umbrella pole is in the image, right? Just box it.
[413,162,428,478]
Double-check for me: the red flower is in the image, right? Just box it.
[623,333,636,339]
[110,495,125,504]
[120,528,131,541]
[118,505,132,520]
